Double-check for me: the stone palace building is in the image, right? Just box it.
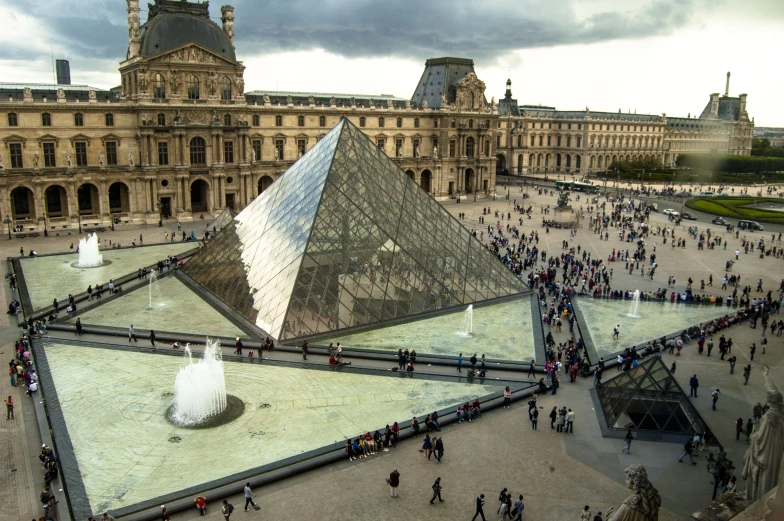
[0,0,754,233]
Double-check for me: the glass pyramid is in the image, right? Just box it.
[183,118,528,340]
[596,357,713,439]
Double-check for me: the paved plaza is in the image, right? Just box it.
[2,185,783,521]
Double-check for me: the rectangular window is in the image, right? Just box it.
[75,142,87,166]
[252,115,260,126]
[557,136,561,147]
[413,138,420,156]
[275,139,284,160]
[224,141,234,163]
[157,142,168,165]
[106,142,118,165]
[376,138,384,150]
[567,123,572,130]
[252,140,261,161]
[449,140,456,157]
[566,136,571,148]
[547,136,551,147]
[414,118,419,128]
[496,135,501,147]
[484,139,490,157]
[576,137,581,148]
[395,139,403,157]
[539,136,543,146]
[43,142,56,167]
[9,143,23,168]
[297,139,306,157]
[517,135,522,148]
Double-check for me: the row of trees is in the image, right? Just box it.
[751,138,784,158]
[675,153,784,174]
[607,157,664,174]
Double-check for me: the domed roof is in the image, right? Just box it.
[135,1,235,61]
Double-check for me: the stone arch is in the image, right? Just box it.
[590,155,595,168]
[575,155,581,170]
[190,178,211,213]
[556,153,562,169]
[108,182,131,214]
[464,168,475,193]
[77,183,100,215]
[517,154,523,174]
[528,153,534,167]
[496,153,506,176]
[597,156,604,169]
[44,184,68,218]
[565,154,571,169]
[258,175,274,194]
[536,153,543,167]
[420,169,432,194]
[405,169,416,181]
[10,185,36,223]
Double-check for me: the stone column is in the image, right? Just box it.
[143,177,152,214]
[98,179,109,223]
[66,181,76,221]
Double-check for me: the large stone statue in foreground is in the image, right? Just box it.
[743,365,784,502]
[608,464,662,521]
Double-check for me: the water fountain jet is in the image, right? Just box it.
[74,233,104,268]
[627,289,641,318]
[456,304,473,337]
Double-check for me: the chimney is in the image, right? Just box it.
[221,5,235,47]
[725,71,731,96]
[739,93,747,116]
[126,0,142,59]
[710,93,719,118]
[55,59,71,85]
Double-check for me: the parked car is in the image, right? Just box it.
[663,209,680,216]
[698,191,715,196]
[738,220,764,231]
[673,191,690,198]
[712,216,730,225]
[681,212,697,220]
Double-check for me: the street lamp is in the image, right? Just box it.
[3,216,11,240]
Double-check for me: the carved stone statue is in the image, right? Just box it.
[128,152,134,167]
[88,90,96,100]
[170,70,181,94]
[251,147,257,163]
[57,88,65,100]
[207,71,218,96]
[607,465,661,521]
[98,151,105,167]
[274,148,279,161]
[137,70,149,92]
[397,147,402,158]
[211,110,220,124]
[65,153,72,168]
[329,97,336,106]
[286,95,293,105]
[263,94,271,105]
[308,96,315,105]
[350,97,355,106]
[32,153,39,169]
[422,99,428,109]
[173,109,183,125]
[743,365,784,502]
[414,146,419,158]
[0,155,4,169]
[23,87,32,99]
[432,146,438,158]
[441,92,447,107]
[235,75,244,94]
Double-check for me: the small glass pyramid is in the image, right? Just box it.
[596,357,714,439]
[183,118,529,340]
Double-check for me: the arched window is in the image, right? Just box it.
[219,76,232,100]
[157,113,166,126]
[319,115,326,127]
[152,73,166,99]
[187,75,200,99]
[42,113,51,126]
[275,115,282,127]
[378,116,384,128]
[7,113,17,126]
[105,113,114,126]
[189,137,206,165]
[224,114,231,126]
[359,117,366,127]
[466,137,475,157]
[74,113,83,126]
[298,115,305,127]
[468,92,475,109]
[396,117,402,128]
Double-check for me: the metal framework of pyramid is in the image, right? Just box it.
[183,118,528,341]
[594,357,715,442]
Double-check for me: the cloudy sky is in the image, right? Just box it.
[1,0,782,125]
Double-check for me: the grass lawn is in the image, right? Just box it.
[685,196,784,224]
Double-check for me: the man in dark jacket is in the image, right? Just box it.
[388,469,400,498]
[689,374,699,397]
[434,437,444,462]
[678,439,696,464]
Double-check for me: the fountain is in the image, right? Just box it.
[169,339,233,427]
[74,233,104,268]
[148,271,157,310]
[627,290,641,318]
[456,304,473,337]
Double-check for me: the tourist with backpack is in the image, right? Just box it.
[221,500,234,520]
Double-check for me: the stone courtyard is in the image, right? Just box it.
[2,183,782,521]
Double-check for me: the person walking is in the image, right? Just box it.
[689,374,699,397]
[302,340,308,360]
[728,356,737,374]
[235,337,243,356]
[457,353,463,373]
[581,506,592,521]
[128,325,137,342]
[743,364,751,385]
[512,495,524,521]
[612,324,620,339]
[622,429,633,454]
[422,433,432,460]
[549,406,557,429]
[712,389,721,411]
[243,482,258,511]
[472,494,487,521]
[735,418,744,441]
[678,439,697,464]
[434,436,444,462]
[749,343,756,361]
[566,409,575,433]
[75,317,83,336]
[150,330,156,347]
[5,396,13,420]
[221,500,234,521]
[429,477,444,504]
[527,360,535,378]
[530,407,539,430]
[388,469,400,498]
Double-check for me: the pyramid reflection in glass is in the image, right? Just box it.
[183,119,528,340]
